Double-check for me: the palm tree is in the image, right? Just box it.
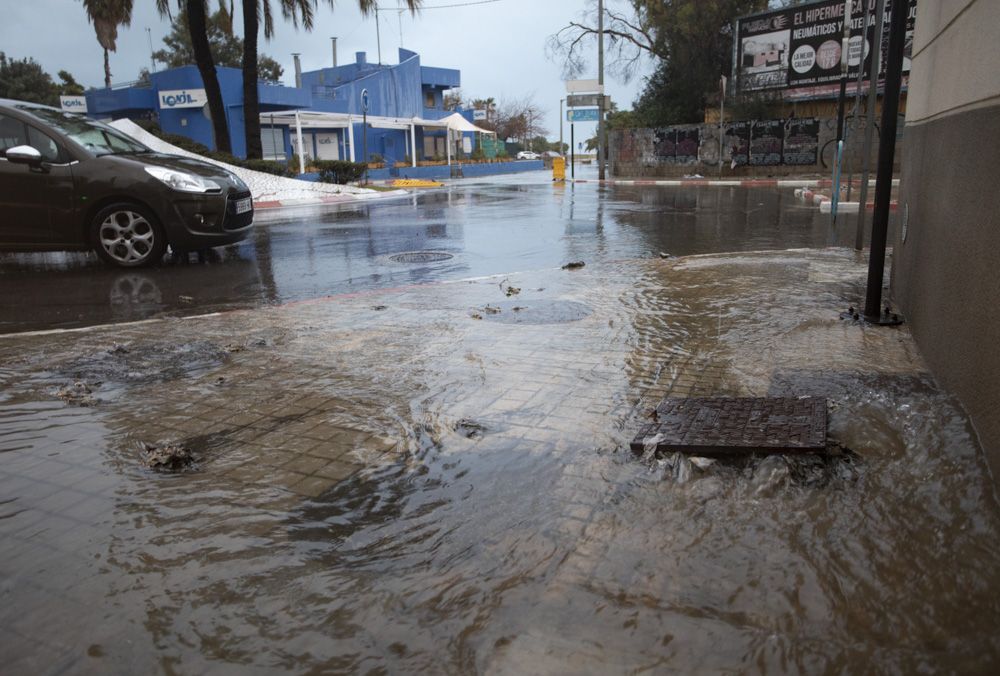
[242,0,314,160]
[82,0,134,88]
[241,0,423,160]
[158,0,234,153]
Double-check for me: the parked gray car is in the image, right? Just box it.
[0,98,254,267]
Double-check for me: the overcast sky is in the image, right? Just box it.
[1,0,654,143]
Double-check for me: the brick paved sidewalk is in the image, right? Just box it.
[0,248,926,500]
[6,247,982,674]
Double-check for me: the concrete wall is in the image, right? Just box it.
[609,118,884,178]
[892,0,1000,473]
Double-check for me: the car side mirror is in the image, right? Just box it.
[6,145,44,167]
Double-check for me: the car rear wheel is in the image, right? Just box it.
[90,203,167,268]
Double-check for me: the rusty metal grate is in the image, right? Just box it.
[388,251,454,263]
[631,397,827,456]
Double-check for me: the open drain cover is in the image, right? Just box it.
[631,397,827,456]
[388,251,454,263]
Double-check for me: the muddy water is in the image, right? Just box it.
[0,175,889,333]
[2,247,998,673]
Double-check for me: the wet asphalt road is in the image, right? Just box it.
[0,169,880,333]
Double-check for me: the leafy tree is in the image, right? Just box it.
[0,53,59,105]
[549,0,768,125]
[443,88,464,111]
[82,0,133,88]
[152,5,282,80]
[0,55,88,105]
[488,95,548,145]
[57,71,86,95]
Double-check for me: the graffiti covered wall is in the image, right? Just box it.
[609,117,865,177]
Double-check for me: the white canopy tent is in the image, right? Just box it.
[260,110,496,172]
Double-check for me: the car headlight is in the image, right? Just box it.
[227,171,249,191]
[144,166,221,193]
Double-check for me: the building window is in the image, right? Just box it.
[425,90,435,108]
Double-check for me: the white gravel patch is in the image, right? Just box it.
[108,119,400,203]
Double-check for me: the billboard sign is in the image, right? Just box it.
[565,79,603,93]
[59,96,88,113]
[473,109,487,120]
[736,0,916,97]
[158,89,208,109]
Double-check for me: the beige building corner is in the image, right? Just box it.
[892,0,1000,478]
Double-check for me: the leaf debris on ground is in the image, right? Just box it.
[142,443,195,471]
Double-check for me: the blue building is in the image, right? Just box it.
[84,48,487,168]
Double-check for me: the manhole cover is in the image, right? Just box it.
[475,299,592,324]
[631,397,827,456]
[388,251,454,263]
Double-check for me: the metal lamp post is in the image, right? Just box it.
[560,98,564,155]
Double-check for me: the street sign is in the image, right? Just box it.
[567,108,599,122]
[567,94,612,109]
[566,94,600,108]
[361,88,370,113]
[566,79,603,94]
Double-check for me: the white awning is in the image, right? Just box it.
[260,110,495,134]
[439,112,495,135]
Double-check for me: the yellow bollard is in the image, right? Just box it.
[552,156,566,182]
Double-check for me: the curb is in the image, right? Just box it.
[253,189,410,211]
[571,177,900,189]
[794,187,898,213]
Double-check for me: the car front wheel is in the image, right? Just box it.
[90,203,167,268]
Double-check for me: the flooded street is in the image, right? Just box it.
[3,172,1000,673]
[2,169,869,333]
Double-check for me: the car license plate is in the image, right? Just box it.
[235,197,252,214]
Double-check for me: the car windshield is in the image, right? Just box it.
[16,106,149,156]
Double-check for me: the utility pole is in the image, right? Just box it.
[831,0,853,225]
[718,75,726,179]
[375,7,382,64]
[146,28,155,73]
[560,98,564,155]
[855,0,886,250]
[570,119,575,179]
[862,0,906,323]
[597,0,606,181]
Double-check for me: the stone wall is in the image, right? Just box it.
[891,0,1000,476]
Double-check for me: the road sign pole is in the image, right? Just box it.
[855,0,886,250]
[597,0,606,181]
[361,88,370,185]
[559,99,564,155]
[831,0,854,226]
[863,0,906,323]
[718,75,726,179]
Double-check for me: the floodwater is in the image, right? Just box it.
[3,172,999,674]
[0,169,883,333]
